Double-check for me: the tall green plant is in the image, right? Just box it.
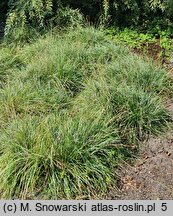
[5,0,54,38]
[4,0,84,42]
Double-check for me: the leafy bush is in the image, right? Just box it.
[4,0,84,43]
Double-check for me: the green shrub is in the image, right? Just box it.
[4,0,85,43]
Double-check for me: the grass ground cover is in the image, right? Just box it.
[0,27,172,199]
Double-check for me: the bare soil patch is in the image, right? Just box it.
[108,100,173,200]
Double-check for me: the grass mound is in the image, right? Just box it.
[0,27,172,199]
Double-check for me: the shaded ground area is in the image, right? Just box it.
[0,23,5,40]
[109,101,173,200]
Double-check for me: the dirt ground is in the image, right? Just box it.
[108,100,173,200]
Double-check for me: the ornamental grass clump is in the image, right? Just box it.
[0,27,172,199]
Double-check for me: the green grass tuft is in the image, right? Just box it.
[0,27,172,199]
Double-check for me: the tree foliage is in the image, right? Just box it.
[4,0,84,42]
[108,0,173,28]
[2,0,173,41]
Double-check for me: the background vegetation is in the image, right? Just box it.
[1,0,173,42]
[1,2,173,25]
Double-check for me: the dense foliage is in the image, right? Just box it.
[108,0,173,28]
[0,0,173,42]
[2,1,173,24]
[0,0,173,200]
[0,27,172,199]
